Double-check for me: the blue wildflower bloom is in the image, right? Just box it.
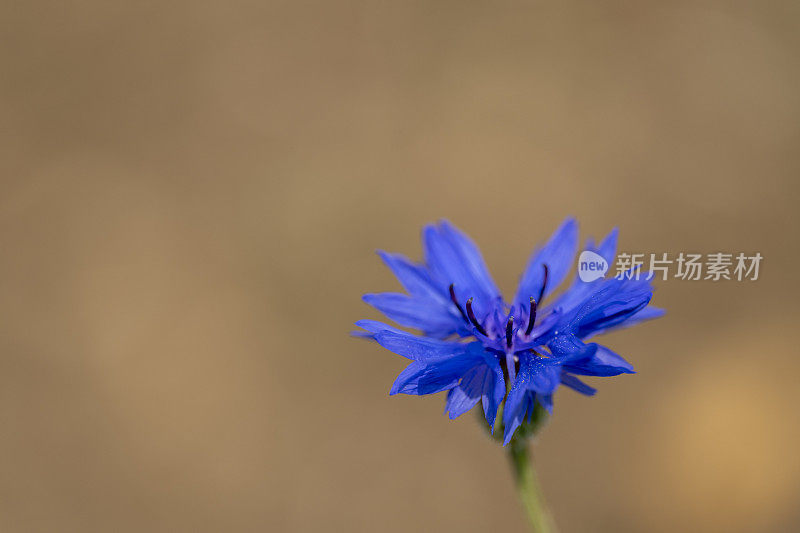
[356,218,663,445]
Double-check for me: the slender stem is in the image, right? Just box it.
[508,440,556,533]
[478,392,556,530]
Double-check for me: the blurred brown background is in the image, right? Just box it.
[1,1,799,532]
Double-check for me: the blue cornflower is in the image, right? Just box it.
[356,218,663,445]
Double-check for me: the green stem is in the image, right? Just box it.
[508,440,556,533]
[502,402,556,533]
[479,395,556,531]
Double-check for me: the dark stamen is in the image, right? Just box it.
[536,264,549,305]
[449,284,469,323]
[525,296,538,336]
[465,298,488,336]
[505,316,514,349]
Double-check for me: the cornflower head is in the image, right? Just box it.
[356,218,662,445]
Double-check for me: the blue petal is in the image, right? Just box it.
[536,393,554,414]
[423,220,500,314]
[630,306,665,323]
[503,355,561,445]
[563,344,635,376]
[444,372,482,419]
[390,361,458,395]
[550,227,618,313]
[377,250,443,300]
[442,354,506,429]
[563,276,654,339]
[502,391,535,446]
[362,292,460,336]
[560,373,597,396]
[546,333,598,363]
[513,218,579,313]
[595,227,619,266]
[390,346,486,396]
[483,357,506,430]
[587,305,665,338]
[526,362,562,393]
[372,328,473,361]
[352,319,409,339]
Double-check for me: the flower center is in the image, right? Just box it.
[448,262,549,350]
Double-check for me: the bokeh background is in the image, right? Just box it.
[2,1,799,532]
